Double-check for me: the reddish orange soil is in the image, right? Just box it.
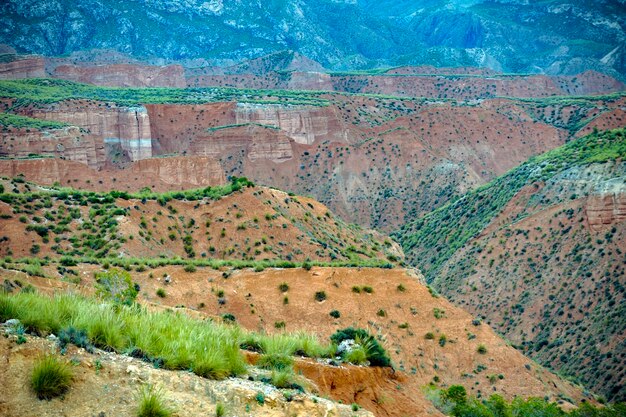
[6,95,625,230]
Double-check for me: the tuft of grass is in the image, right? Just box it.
[31,354,73,400]
[257,353,293,371]
[330,327,391,367]
[137,384,173,417]
[270,370,299,389]
[215,402,225,417]
[344,345,369,365]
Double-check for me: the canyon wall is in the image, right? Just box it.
[17,102,154,167]
[0,56,45,79]
[51,64,186,88]
[0,156,224,191]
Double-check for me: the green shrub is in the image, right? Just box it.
[257,353,293,371]
[95,268,137,305]
[31,355,73,400]
[330,328,391,367]
[221,313,236,323]
[314,291,326,302]
[329,310,341,319]
[156,288,166,298]
[255,392,265,405]
[270,370,300,389]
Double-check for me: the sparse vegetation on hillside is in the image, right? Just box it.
[396,127,626,402]
[395,128,626,281]
[0,175,395,267]
[136,384,173,417]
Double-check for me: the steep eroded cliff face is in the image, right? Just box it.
[234,103,346,145]
[0,56,45,79]
[15,101,154,167]
[0,126,103,169]
[0,156,224,191]
[586,178,626,231]
[51,63,186,88]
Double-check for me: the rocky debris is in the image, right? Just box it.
[0,335,373,417]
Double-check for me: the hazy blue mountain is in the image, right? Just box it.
[1,0,624,77]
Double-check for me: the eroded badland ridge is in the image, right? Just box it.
[1,2,626,415]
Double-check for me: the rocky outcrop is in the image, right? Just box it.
[128,156,225,187]
[0,55,45,79]
[191,124,294,163]
[0,126,103,169]
[52,63,186,88]
[287,72,334,90]
[19,102,154,166]
[0,156,225,191]
[234,103,343,145]
[586,180,626,230]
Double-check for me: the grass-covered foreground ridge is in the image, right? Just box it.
[0,288,391,385]
[394,128,626,281]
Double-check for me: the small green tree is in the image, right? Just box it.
[95,268,138,305]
